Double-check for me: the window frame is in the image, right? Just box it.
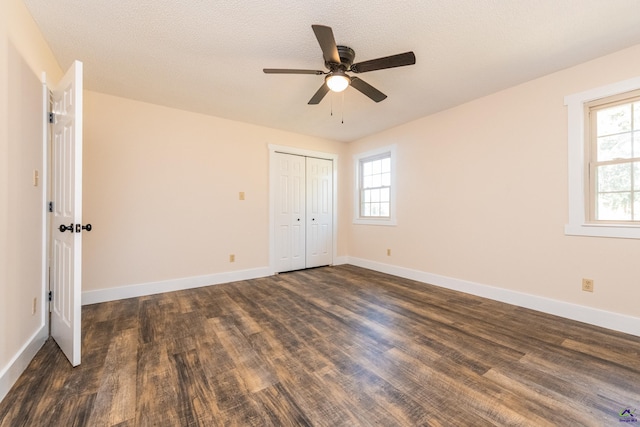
[565,76,640,239]
[586,91,640,224]
[353,144,397,226]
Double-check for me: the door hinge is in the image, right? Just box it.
[48,201,53,212]
[48,291,52,302]
[48,112,55,124]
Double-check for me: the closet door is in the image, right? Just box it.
[274,153,306,272]
[306,157,333,268]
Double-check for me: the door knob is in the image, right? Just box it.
[75,223,92,233]
[59,223,74,233]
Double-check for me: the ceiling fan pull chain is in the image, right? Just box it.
[330,92,333,116]
[341,91,345,124]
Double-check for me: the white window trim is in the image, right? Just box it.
[353,144,397,226]
[565,76,640,239]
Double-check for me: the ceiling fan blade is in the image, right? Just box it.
[350,51,416,73]
[308,83,330,105]
[350,77,387,102]
[263,68,324,75]
[311,25,340,64]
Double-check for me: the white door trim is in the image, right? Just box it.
[268,144,338,275]
[41,72,50,335]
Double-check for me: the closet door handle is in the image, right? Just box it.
[59,223,74,233]
[76,223,92,232]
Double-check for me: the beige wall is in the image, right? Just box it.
[0,0,62,397]
[347,44,640,319]
[83,91,348,292]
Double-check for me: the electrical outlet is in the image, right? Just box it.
[582,278,594,292]
[230,254,235,262]
[387,249,391,256]
[32,297,37,315]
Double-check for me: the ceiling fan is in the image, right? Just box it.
[263,25,416,105]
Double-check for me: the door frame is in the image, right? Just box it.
[41,73,50,336]
[268,144,338,275]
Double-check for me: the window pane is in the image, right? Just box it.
[597,163,631,192]
[381,157,390,173]
[382,172,390,186]
[371,189,380,202]
[380,188,389,202]
[363,161,372,176]
[634,131,640,158]
[597,133,632,161]
[597,191,632,220]
[363,176,373,188]
[634,103,640,130]
[363,189,371,202]
[362,203,370,217]
[372,174,381,188]
[635,192,640,220]
[597,104,632,136]
[380,202,389,217]
[372,159,381,174]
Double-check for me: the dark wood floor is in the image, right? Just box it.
[1,265,639,426]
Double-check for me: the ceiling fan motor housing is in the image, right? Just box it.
[327,45,356,70]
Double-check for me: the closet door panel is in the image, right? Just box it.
[306,157,333,268]
[274,153,306,272]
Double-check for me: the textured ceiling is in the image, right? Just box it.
[22,0,640,142]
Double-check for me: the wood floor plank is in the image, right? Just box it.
[2,265,640,426]
[171,349,220,426]
[209,315,278,393]
[252,382,313,427]
[134,343,181,426]
[87,328,138,426]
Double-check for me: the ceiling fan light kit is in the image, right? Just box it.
[326,71,350,92]
[263,24,416,105]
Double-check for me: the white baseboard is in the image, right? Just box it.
[347,257,640,338]
[82,267,272,305]
[0,326,47,403]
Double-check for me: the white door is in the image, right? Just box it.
[306,157,333,268]
[50,60,83,366]
[274,153,306,272]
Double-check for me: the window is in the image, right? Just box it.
[361,154,391,217]
[354,145,396,225]
[565,76,640,239]
[587,92,640,223]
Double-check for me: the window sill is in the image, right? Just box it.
[353,218,397,226]
[565,223,640,239]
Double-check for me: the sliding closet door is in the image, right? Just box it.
[274,153,306,272]
[306,157,333,268]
